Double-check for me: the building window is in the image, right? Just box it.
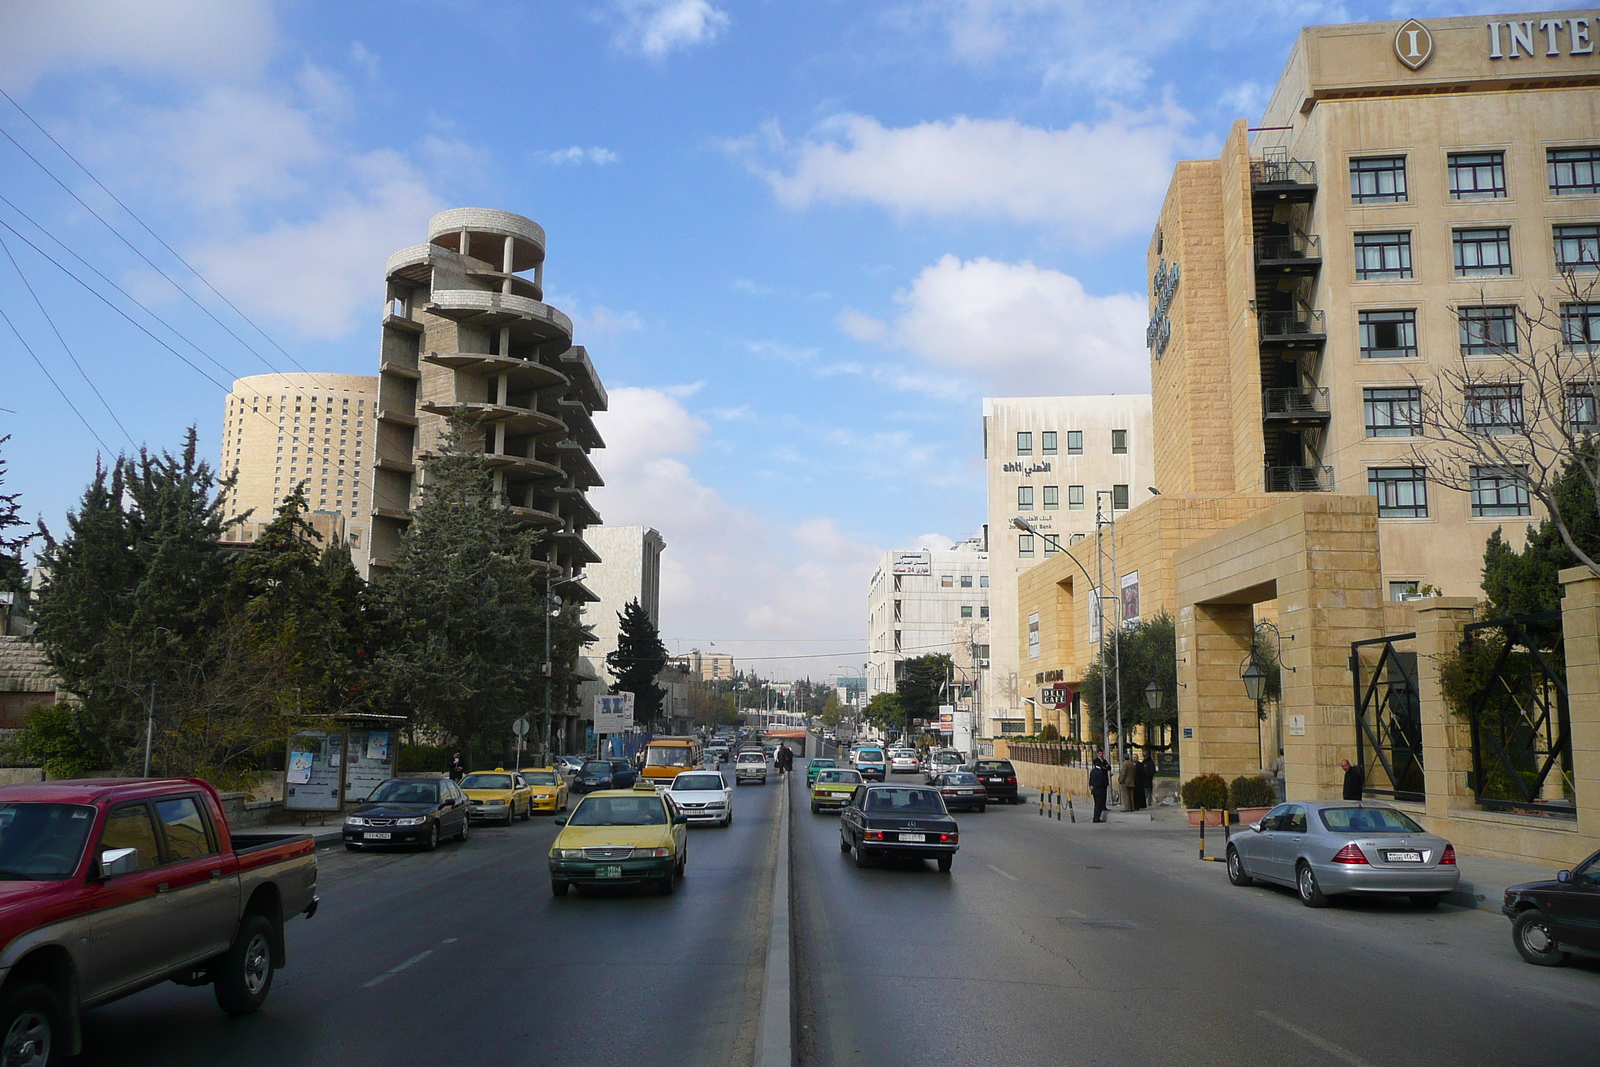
[1112,484,1130,510]
[1471,466,1531,517]
[1358,309,1417,358]
[1554,224,1600,272]
[1459,306,1518,356]
[1350,156,1408,203]
[1466,383,1524,435]
[979,575,989,588]
[1042,485,1059,510]
[1041,431,1057,455]
[1066,430,1083,455]
[1043,537,1060,555]
[1454,227,1513,276]
[1563,303,1600,349]
[1068,485,1085,510]
[1568,384,1599,433]
[1111,429,1128,454]
[1549,147,1600,196]
[941,574,954,588]
[980,606,990,619]
[1017,431,1033,455]
[961,605,974,618]
[1363,387,1423,437]
[1448,151,1507,199]
[1368,467,1429,518]
[1390,580,1422,601]
[960,574,973,588]
[1069,533,1086,545]
[1355,232,1413,279]
[1017,486,1034,509]
[1018,534,1035,557]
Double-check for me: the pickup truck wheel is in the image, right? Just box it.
[0,981,60,1067]
[215,914,276,1016]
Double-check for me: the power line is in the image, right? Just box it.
[0,303,112,453]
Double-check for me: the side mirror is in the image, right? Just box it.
[1558,869,1573,884]
[97,847,140,880]
[674,815,688,825]
[554,818,567,826]
[1250,822,1264,833]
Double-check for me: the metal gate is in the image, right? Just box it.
[1461,611,1575,816]
[1349,633,1423,802]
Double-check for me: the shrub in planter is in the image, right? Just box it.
[1229,775,1277,809]
[1180,773,1227,811]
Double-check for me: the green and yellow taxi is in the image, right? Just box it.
[549,790,689,896]
[810,768,863,814]
[520,766,569,813]
[806,757,837,788]
[461,768,532,824]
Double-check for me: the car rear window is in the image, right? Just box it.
[581,762,613,774]
[975,761,1014,774]
[858,750,884,761]
[1318,807,1423,834]
[738,752,764,762]
[942,774,979,785]
[865,787,945,814]
[818,770,861,784]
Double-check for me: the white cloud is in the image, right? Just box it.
[872,254,1149,396]
[745,109,1190,239]
[612,0,730,58]
[837,308,886,342]
[0,0,277,91]
[536,146,619,166]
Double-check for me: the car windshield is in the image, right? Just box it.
[942,774,979,786]
[460,773,512,790]
[865,788,945,814]
[568,797,667,826]
[523,772,557,786]
[818,770,862,784]
[673,774,724,791]
[646,747,694,767]
[1319,806,1425,834]
[581,762,614,775]
[974,761,1014,774]
[810,759,836,768]
[0,804,95,880]
[368,780,439,804]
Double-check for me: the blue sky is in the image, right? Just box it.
[0,0,1484,677]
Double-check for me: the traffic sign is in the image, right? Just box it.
[512,718,530,737]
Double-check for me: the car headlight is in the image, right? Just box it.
[554,848,585,859]
[632,847,671,858]
[345,816,367,827]
[395,817,427,827]
[704,802,726,810]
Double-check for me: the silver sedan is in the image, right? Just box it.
[1226,801,1459,908]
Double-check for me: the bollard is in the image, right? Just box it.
[1198,809,1227,862]
[1056,789,1062,820]
[1067,793,1076,823]
[1039,789,1045,816]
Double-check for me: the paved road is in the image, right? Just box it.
[73,771,783,1067]
[793,762,1600,1067]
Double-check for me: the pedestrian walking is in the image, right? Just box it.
[449,752,466,782]
[776,745,793,775]
[1341,758,1365,800]
[1089,757,1109,823]
[1139,752,1157,809]
[1119,756,1140,811]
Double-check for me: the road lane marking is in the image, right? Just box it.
[986,864,1019,882]
[362,949,434,989]
[1257,1010,1377,1067]
[441,937,457,944]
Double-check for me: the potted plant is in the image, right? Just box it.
[1229,775,1276,826]
[1180,773,1227,826]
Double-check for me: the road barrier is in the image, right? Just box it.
[1038,787,1066,820]
[1197,809,1229,863]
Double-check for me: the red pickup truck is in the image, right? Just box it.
[0,778,318,1065]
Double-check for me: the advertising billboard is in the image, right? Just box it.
[891,550,932,575]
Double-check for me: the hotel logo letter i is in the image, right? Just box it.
[1394,19,1434,70]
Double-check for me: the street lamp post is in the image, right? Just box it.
[1095,490,1125,771]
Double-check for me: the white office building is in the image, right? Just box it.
[866,537,989,700]
[575,525,665,730]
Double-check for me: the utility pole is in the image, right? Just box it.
[143,680,155,778]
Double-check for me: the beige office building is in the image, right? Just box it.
[219,372,378,567]
[983,395,1153,734]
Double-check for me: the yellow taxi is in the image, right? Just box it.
[810,768,863,814]
[461,768,533,824]
[549,790,689,896]
[520,766,568,814]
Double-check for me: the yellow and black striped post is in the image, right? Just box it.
[1067,793,1076,823]
[1198,809,1229,862]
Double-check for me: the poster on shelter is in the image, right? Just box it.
[366,731,390,761]
[284,732,343,811]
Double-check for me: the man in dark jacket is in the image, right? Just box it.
[1341,759,1364,800]
[1088,757,1110,823]
[449,752,466,782]
[776,745,793,775]
[1139,753,1157,809]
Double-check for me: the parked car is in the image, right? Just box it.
[839,785,959,871]
[460,769,533,824]
[344,777,472,850]
[888,750,920,774]
[923,750,965,784]
[669,771,734,826]
[556,755,585,776]
[521,768,569,814]
[1502,847,1600,965]
[935,772,988,813]
[549,791,689,896]
[0,777,319,1059]
[811,769,863,813]
[735,749,768,785]
[855,747,887,782]
[966,759,1021,804]
[1225,802,1459,907]
[806,757,838,787]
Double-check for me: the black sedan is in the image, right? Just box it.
[935,772,988,813]
[967,758,1021,803]
[609,758,640,789]
[839,784,959,872]
[573,760,619,794]
[1502,847,1600,965]
[343,777,471,851]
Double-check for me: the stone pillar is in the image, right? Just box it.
[1178,601,1258,777]
[1412,597,1478,820]
[1024,700,1036,735]
[1560,567,1600,843]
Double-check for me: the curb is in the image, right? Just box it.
[756,773,792,1067]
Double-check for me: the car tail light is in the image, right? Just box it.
[864,831,885,840]
[1006,777,1017,784]
[1332,844,1369,864]
[1441,844,1456,865]
[939,833,958,843]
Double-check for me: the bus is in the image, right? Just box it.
[641,737,702,783]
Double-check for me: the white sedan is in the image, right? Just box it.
[668,770,734,826]
[888,750,920,773]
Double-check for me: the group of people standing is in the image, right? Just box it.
[1087,752,1158,823]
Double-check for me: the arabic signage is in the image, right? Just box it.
[892,550,932,575]
[1002,460,1053,475]
[1146,258,1180,358]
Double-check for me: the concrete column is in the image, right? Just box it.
[503,235,514,294]
[460,227,470,260]
[499,326,512,361]
[1178,601,1258,777]
[497,371,508,406]
[1561,567,1600,842]
[1412,597,1479,820]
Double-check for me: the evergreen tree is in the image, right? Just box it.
[606,599,667,726]
[1082,612,1183,745]
[894,654,952,734]
[0,436,32,597]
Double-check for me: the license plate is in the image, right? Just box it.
[1385,850,1422,863]
[365,832,391,840]
[898,833,926,842]
[597,865,623,879]
[958,790,975,795]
